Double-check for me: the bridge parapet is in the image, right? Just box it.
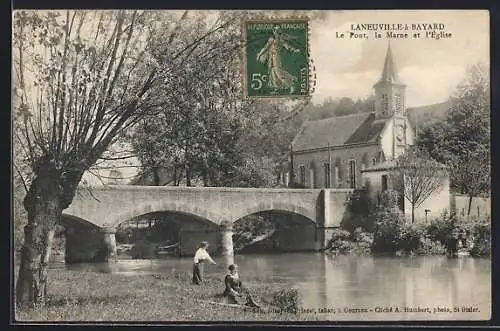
[63,185,352,229]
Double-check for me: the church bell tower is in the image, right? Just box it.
[373,43,408,159]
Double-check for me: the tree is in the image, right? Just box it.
[12,10,236,307]
[129,14,312,189]
[417,63,490,216]
[390,147,447,223]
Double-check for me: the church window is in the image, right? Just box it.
[348,159,357,189]
[310,166,316,188]
[324,163,331,188]
[382,94,389,114]
[299,165,305,185]
[372,158,377,166]
[381,175,388,191]
[394,93,402,112]
[334,166,340,187]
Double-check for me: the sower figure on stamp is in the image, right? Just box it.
[192,241,216,285]
[256,26,300,93]
[223,264,260,308]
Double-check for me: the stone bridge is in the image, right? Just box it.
[61,185,352,263]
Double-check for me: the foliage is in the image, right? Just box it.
[298,96,374,121]
[417,63,490,215]
[416,236,446,256]
[326,228,373,256]
[371,209,406,255]
[391,146,447,223]
[270,287,301,314]
[469,221,491,257]
[233,215,275,252]
[341,184,377,233]
[326,229,352,254]
[426,213,465,256]
[12,9,239,307]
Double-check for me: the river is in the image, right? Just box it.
[50,253,491,321]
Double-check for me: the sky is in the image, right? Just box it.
[308,10,489,107]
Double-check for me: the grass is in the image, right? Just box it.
[15,268,324,322]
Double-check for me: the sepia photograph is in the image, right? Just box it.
[11,9,491,323]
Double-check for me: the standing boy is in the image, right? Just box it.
[192,241,216,285]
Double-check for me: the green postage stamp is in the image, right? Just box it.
[243,18,310,98]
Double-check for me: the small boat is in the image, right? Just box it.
[155,242,179,256]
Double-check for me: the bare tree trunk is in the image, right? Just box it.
[16,191,60,307]
[16,160,83,308]
[411,204,415,224]
[186,165,191,186]
[467,194,473,218]
[202,168,208,187]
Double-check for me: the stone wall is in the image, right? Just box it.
[292,144,381,189]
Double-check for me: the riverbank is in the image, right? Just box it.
[15,268,320,322]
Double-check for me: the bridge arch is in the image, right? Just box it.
[231,201,318,225]
[60,214,101,231]
[105,201,226,228]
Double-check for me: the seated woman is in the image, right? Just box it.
[223,264,260,308]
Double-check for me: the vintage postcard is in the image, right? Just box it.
[12,9,490,324]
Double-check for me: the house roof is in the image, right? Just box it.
[292,112,387,151]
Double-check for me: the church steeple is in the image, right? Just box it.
[373,42,406,119]
[376,42,403,86]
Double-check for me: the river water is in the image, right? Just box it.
[51,253,491,321]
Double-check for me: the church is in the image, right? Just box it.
[290,44,415,190]
[290,44,452,222]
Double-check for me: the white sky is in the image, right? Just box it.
[308,10,489,107]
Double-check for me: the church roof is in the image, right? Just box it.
[292,112,388,151]
[374,43,404,86]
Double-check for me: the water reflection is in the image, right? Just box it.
[51,253,490,321]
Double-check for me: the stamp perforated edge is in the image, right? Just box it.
[240,15,315,101]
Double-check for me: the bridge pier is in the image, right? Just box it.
[64,226,117,264]
[101,227,117,262]
[220,221,234,268]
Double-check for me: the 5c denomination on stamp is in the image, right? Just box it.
[242,18,310,98]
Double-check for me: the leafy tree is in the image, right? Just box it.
[12,10,236,307]
[390,147,447,223]
[130,20,309,189]
[417,63,490,216]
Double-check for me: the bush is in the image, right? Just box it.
[342,185,377,233]
[417,237,446,255]
[426,213,463,256]
[326,228,373,256]
[470,221,491,257]
[271,287,300,314]
[371,209,405,255]
[397,223,426,256]
[326,229,352,254]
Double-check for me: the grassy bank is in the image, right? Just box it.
[15,268,322,322]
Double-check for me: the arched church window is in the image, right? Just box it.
[334,157,341,187]
[382,94,389,114]
[371,158,377,166]
[362,153,369,170]
[309,161,316,189]
[394,93,402,112]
